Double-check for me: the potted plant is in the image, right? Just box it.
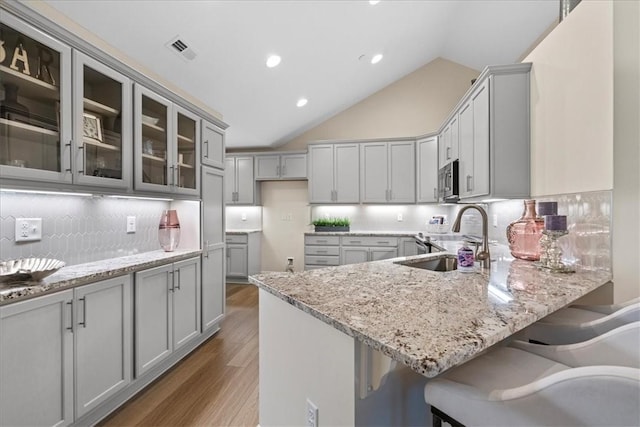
[312,217,350,232]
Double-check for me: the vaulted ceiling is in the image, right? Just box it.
[44,0,559,148]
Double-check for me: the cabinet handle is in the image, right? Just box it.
[169,165,175,186]
[333,190,337,201]
[175,270,181,291]
[77,145,85,174]
[66,300,74,331]
[204,140,209,158]
[234,191,238,202]
[65,141,73,173]
[204,240,209,258]
[350,240,362,244]
[388,189,392,201]
[446,146,451,160]
[168,270,174,292]
[466,175,473,192]
[79,297,87,328]
[377,241,390,244]
[317,240,327,243]
[174,164,180,187]
[276,165,281,176]
[433,188,437,199]
[317,250,327,254]
[282,165,287,176]
[317,259,327,263]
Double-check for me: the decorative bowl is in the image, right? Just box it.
[0,258,66,284]
[141,114,160,126]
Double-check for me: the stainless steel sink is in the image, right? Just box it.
[395,255,458,272]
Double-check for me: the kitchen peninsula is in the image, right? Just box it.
[250,248,612,426]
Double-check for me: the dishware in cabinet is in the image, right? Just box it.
[134,84,200,194]
[72,51,131,188]
[0,12,72,183]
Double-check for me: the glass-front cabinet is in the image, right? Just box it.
[0,13,72,183]
[73,51,131,188]
[134,84,199,195]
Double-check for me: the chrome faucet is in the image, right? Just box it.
[452,205,491,269]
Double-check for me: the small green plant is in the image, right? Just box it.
[312,217,350,227]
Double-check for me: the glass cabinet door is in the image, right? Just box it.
[73,51,131,188]
[173,106,199,195]
[134,84,172,192]
[0,13,71,183]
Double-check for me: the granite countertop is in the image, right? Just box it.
[226,229,262,234]
[0,249,202,306]
[250,246,612,378]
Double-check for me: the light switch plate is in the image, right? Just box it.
[15,218,42,242]
[126,216,136,233]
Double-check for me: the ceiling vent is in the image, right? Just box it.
[166,36,197,61]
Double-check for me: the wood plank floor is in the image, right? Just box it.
[100,284,259,427]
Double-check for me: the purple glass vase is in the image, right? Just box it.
[506,200,544,261]
[158,209,180,252]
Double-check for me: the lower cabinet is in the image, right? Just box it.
[0,275,132,427]
[225,232,261,281]
[304,235,401,269]
[341,246,398,265]
[135,257,201,377]
[202,245,225,332]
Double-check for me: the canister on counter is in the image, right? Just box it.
[457,244,475,273]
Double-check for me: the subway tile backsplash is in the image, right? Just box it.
[0,193,171,265]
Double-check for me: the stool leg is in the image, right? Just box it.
[431,406,466,427]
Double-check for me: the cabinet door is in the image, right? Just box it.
[134,264,172,377]
[281,153,307,179]
[173,257,201,351]
[334,143,360,203]
[173,105,200,196]
[225,157,236,203]
[134,84,172,192]
[72,51,131,189]
[417,137,438,203]
[388,141,415,203]
[255,154,280,180]
[360,142,388,203]
[471,81,490,197]
[449,115,459,162]
[74,276,131,418]
[0,290,73,427]
[227,243,248,277]
[341,247,369,265]
[399,238,418,257]
[370,247,398,262]
[308,144,334,203]
[438,125,451,168]
[202,166,224,245]
[0,13,72,184]
[201,120,225,169]
[202,245,225,331]
[458,100,474,199]
[235,156,255,204]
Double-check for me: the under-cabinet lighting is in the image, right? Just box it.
[106,195,174,202]
[296,98,308,107]
[266,55,281,68]
[481,198,508,203]
[369,0,381,5]
[371,54,383,64]
[0,188,93,197]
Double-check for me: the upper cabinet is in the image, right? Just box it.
[133,84,200,196]
[360,140,415,204]
[438,116,459,169]
[308,143,359,204]
[0,13,72,183]
[225,155,258,205]
[73,51,131,189]
[416,136,438,203]
[201,120,225,169]
[457,64,531,200]
[254,152,307,180]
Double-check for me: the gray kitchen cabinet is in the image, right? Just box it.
[202,166,225,332]
[226,155,258,204]
[341,246,369,265]
[308,143,360,203]
[456,64,531,200]
[340,236,399,265]
[370,247,399,261]
[0,290,74,427]
[399,237,419,257]
[438,116,459,169]
[74,275,132,419]
[360,141,415,203]
[201,120,225,169]
[416,136,439,203]
[304,235,341,270]
[255,152,307,180]
[134,85,200,196]
[134,257,201,377]
[226,232,261,281]
[73,50,132,189]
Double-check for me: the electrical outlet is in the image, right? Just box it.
[15,218,42,242]
[126,216,136,233]
[397,213,403,222]
[492,214,498,228]
[241,212,247,221]
[306,399,318,427]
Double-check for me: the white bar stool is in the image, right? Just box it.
[424,322,640,426]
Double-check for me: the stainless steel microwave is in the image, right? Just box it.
[438,160,459,202]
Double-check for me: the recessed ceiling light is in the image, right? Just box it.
[371,54,383,64]
[266,55,281,68]
[296,98,308,108]
[369,0,381,5]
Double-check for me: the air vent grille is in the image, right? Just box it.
[165,36,197,61]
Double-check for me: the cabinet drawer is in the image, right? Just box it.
[340,236,398,247]
[304,255,340,266]
[304,235,340,246]
[226,234,248,244]
[305,246,340,256]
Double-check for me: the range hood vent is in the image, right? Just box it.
[166,36,197,61]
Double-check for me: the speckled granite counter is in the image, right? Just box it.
[250,247,611,378]
[0,249,201,305]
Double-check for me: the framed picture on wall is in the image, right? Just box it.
[83,112,103,142]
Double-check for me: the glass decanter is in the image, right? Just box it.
[506,199,545,261]
[158,209,180,252]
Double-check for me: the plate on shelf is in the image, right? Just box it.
[0,258,65,285]
[141,114,160,126]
